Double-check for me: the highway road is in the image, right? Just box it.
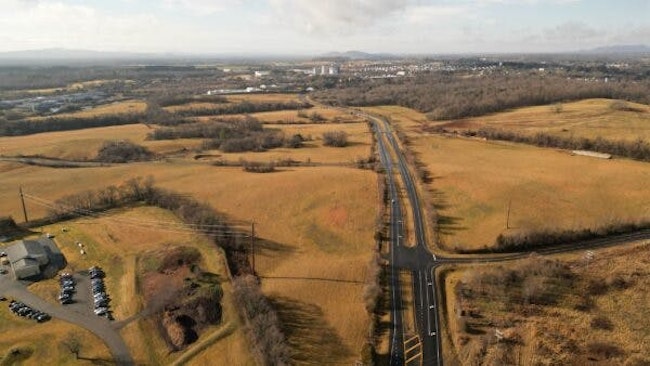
[368,110,650,366]
[371,115,441,366]
[316,98,650,366]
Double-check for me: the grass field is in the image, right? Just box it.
[0,124,202,160]
[442,240,650,365]
[247,107,362,124]
[438,98,650,142]
[28,100,146,121]
[363,104,650,252]
[0,131,377,365]
[0,313,111,365]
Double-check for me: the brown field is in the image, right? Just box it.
[439,98,650,142]
[364,105,650,252]
[28,100,146,121]
[442,240,650,365]
[249,107,362,124]
[226,93,301,104]
[0,122,377,365]
[217,122,373,165]
[0,124,202,160]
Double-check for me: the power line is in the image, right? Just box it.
[22,193,251,238]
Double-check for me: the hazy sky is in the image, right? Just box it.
[1,0,648,55]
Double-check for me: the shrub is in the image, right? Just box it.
[323,130,348,147]
[95,140,155,163]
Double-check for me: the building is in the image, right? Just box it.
[4,237,64,280]
[254,71,270,78]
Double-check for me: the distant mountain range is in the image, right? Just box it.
[316,50,397,60]
[581,44,650,54]
[0,45,648,65]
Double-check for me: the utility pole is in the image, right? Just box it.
[505,198,511,230]
[19,186,28,223]
[250,222,255,274]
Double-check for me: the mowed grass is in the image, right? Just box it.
[0,157,377,364]
[363,105,650,251]
[30,207,253,366]
[439,98,650,142]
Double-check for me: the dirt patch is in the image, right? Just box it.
[139,245,223,352]
[324,206,349,228]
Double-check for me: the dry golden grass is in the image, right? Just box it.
[439,98,650,142]
[363,105,650,252]
[0,124,202,160]
[213,122,373,165]
[226,93,301,104]
[0,151,377,364]
[444,241,650,365]
[249,107,362,124]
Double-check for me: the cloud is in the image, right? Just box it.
[163,0,244,15]
[544,21,603,43]
[268,0,411,34]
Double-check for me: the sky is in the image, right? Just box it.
[0,0,648,55]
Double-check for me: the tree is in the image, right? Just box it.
[323,130,348,147]
[61,332,81,359]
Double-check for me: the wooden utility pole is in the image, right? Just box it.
[505,198,511,230]
[19,186,28,223]
[250,222,255,274]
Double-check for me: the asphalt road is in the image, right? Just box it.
[0,273,134,366]
[371,115,441,365]
[367,108,650,366]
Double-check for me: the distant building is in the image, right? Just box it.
[254,71,270,77]
[4,237,64,280]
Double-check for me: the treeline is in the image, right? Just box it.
[460,220,650,254]
[45,178,288,365]
[152,94,228,107]
[149,117,305,153]
[148,117,263,140]
[0,112,142,136]
[233,275,291,365]
[314,73,650,120]
[466,128,650,162]
[0,100,312,137]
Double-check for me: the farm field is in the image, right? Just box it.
[0,94,378,364]
[28,100,146,121]
[441,240,650,365]
[363,105,650,252]
[0,124,203,160]
[438,98,650,142]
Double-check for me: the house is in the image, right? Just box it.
[4,237,64,280]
